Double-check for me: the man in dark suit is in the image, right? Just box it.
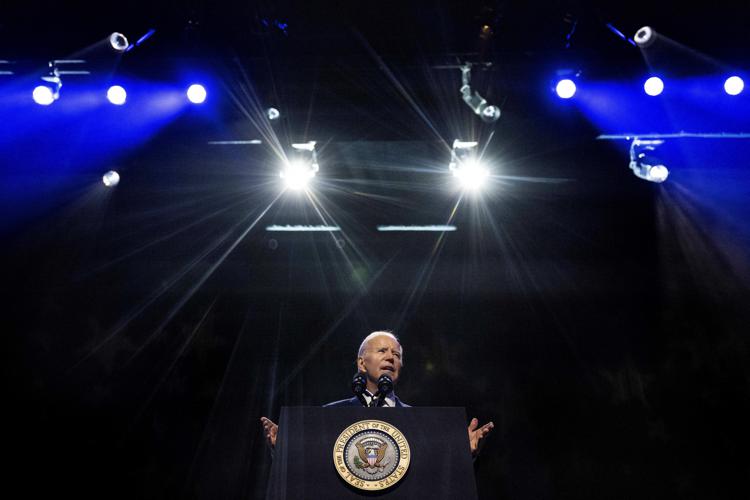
[260,331,492,456]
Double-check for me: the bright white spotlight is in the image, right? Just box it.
[453,159,489,190]
[449,139,489,191]
[107,85,127,105]
[724,76,744,96]
[634,26,657,48]
[109,32,129,52]
[644,76,664,96]
[280,161,315,190]
[32,85,55,105]
[555,79,577,99]
[187,84,207,104]
[281,141,319,190]
[102,170,120,187]
[647,164,669,182]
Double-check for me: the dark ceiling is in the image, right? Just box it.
[3,1,748,61]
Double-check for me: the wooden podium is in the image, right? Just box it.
[266,406,478,499]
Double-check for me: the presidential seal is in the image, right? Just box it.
[332,419,411,491]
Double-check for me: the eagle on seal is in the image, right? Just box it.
[355,438,388,468]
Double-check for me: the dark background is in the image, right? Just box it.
[2,1,750,499]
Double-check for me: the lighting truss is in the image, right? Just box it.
[450,139,490,190]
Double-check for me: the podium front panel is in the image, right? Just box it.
[267,406,478,500]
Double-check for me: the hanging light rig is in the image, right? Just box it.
[629,138,669,183]
[460,63,501,123]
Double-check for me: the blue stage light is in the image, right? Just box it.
[32,85,55,105]
[724,76,744,96]
[644,76,664,96]
[187,84,206,104]
[107,85,127,105]
[555,79,577,99]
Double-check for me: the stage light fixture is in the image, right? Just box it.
[724,76,744,95]
[267,107,280,120]
[32,63,64,105]
[109,32,129,52]
[644,76,664,96]
[629,139,669,183]
[555,79,577,99]
[32,85,55,105]
[634,26,657,48]
[31,61,90,105]
[281,141,319,191]
[187,84,207,104]
[459,63,501,123]
[449,139,490,191]
[102,170,120,187]
[107,85,127,105]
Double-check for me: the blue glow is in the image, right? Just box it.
[107,85,127,105]
[1,76,190,230]
[575,75,750,137]
[33,85,55,105]
[724,76,744,96]
[187,84,206,104]
[555,79,577,99]
[644,77,664,96]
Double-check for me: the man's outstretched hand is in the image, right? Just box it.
[468,417,494,457]
[260,417,278,449]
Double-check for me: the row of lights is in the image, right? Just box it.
[554,75,746,99]
[31,83,208,106]
[104,138,670,189]
[102,141,491,191]
[277,139,491,192]
[31,77,746,105]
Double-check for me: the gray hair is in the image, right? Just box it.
[357,331,404,365]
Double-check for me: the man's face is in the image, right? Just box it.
[357,335,403,389]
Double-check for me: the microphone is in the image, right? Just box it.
[373,374,393,407]
[351,372,368,407]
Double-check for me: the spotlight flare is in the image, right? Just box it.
[724,76,744,95]
[102,170,120,187]
[33,85,55,105]
[644,77,664,96]
[555,79,577,99]
[648,165,669,183]
[187,84,207,104]
[454,160,489,191]
[107,85,127,105]
[281,161,315,190]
